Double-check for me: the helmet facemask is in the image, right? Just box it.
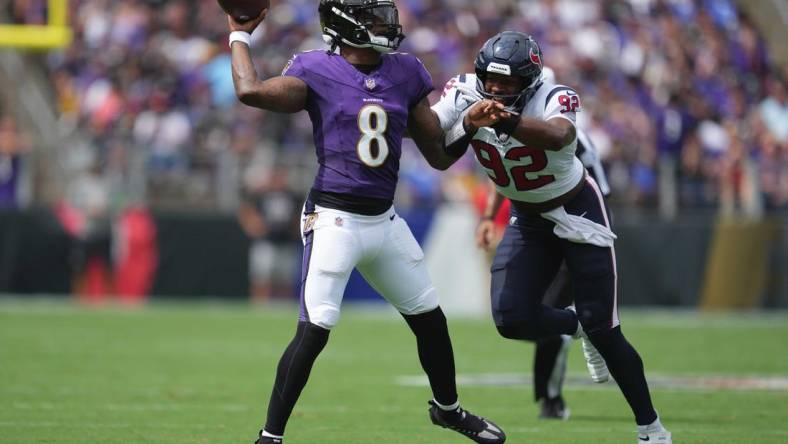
[321,1,405,53]
[475,73,542,116]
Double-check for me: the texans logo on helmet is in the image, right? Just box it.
[529,48,542,67]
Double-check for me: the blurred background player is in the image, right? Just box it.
[431,31,671,443]
[475,68,612,420]
[237,168,301,303]
[226,1,505,443]
[0,114,28,210]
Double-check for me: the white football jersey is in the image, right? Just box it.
[432,73,585,203]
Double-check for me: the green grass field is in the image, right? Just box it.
[1,300,787,444]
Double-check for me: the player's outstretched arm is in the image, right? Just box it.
[408,97,461,171]
[228,12,307,113]
[410,98,505,170]
[495,115,576,151]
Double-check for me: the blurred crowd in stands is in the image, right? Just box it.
[1,0,786,303]
[3,0,787,216]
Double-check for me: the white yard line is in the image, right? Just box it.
[396,372,788,391]
[0,421,219,430]
[4,401,249,412]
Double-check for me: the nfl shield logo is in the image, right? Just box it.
[365,78,376,90]
[335,217,344,227]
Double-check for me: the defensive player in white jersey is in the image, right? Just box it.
[430,32,672,444]
[475,67,612,420]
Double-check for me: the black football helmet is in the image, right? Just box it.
[474,31,544,114]
[319,0,405,53]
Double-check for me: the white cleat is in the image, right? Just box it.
[568,306,610,383]
[638,430,672,443]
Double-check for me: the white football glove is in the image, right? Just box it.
[453,83,521,116]
[453,83,483,109]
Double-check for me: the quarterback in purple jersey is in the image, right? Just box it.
[226,1,504,443]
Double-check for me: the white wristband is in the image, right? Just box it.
[229,31,252,48]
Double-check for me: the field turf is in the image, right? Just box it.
[1,299,786,443]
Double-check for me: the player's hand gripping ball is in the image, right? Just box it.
[218,0,270,23]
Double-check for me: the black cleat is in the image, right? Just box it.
[538,396,570,420]
[254,430,282,444]
[428,401,506,443]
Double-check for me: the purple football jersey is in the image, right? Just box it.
[0,155,19,209]
[283,50,433,200]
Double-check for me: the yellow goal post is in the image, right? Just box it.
[0,0,72,49]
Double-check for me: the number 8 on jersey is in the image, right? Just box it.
[357,104,389,167]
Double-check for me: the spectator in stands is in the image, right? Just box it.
[66,162,114,301]
[0,114,28,209]
[759,72,787,143]
[237,168,301,303]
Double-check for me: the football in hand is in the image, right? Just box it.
[218,0,270,23]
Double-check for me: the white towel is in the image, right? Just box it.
[540,206,616,248]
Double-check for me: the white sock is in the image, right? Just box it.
[637,416,665,435]
[261,430,284,439]
[433,399,460,411]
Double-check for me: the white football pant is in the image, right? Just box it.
[299,205,439,329]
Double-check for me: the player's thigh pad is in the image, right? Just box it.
[300,212,361,329]
[359,216,438,315]
[490,222,563,326]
